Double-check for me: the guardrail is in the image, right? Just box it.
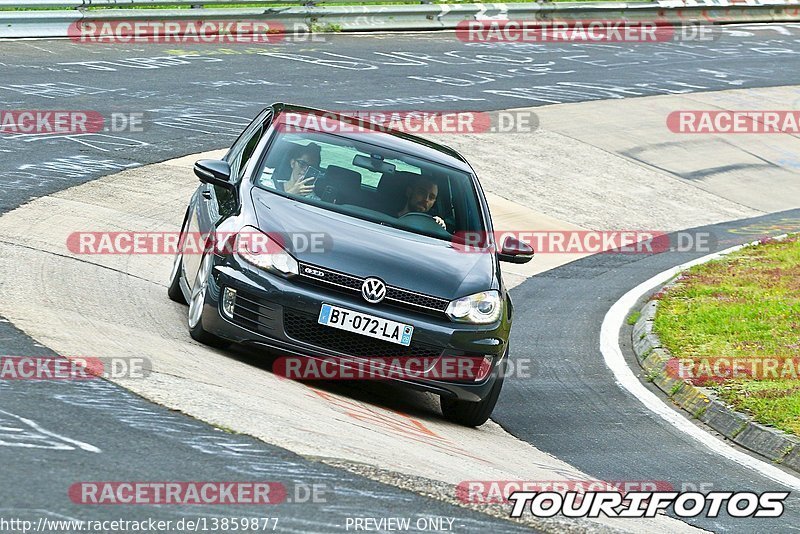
[1,0,799,38]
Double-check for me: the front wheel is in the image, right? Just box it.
[167,248,187,304]
[187,251,229,348]
[440,361,506,427]
[168,211,189,304]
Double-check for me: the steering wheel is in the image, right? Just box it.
[400,212,435,220]
[398,212,447,233]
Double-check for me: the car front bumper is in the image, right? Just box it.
[199,255,510,403]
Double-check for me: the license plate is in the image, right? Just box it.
[318,304,414,346]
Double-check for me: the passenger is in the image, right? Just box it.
[397,176,446,229]
[280,142,322,196]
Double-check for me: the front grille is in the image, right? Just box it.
[299,265,362,292]
[385,287,449,311]
[283,309,441,359]
[297,262,449,315]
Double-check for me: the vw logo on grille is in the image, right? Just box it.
[361,277,386,304]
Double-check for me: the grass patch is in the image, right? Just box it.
[627,310,641,326]
[693,405,707,419]
[654,236,800,436]
[211,422,241,434]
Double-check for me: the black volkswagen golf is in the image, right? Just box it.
[168,103,533,426]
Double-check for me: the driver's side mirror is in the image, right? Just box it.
[194,159,234,189]
[498,235,534,264]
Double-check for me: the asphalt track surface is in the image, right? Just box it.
[0,363,535,532]
[498,211,800,533]
[2,26,800,212]
[1,26,800,532]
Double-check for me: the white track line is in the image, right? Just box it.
[599,236,800,491]
[0,409,101,453]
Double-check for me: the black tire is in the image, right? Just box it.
[440,361,506,427]
[168,209,190,304]
[187,251,229,349]
[188,312,230,349]
[167,253,187,304]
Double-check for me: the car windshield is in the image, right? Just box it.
[253,126,485,241]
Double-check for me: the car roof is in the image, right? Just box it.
[269,103,474,173]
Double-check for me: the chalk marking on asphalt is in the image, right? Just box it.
[0,409,102,453]
[600,235,800,491]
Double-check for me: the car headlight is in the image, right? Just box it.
[237,226,299,277]
[445,290,502,324]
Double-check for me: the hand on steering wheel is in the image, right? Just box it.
[399,212,447,230]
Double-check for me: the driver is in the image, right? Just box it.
[397,176,446,229]
[281,143,322,197]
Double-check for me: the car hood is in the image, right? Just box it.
[250,188,495,299]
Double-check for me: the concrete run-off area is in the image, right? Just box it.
[1,85,799,531]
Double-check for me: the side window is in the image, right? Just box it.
[226,108,272,180]
[215,131,259,214]
[228,124,265,181]
[239,126,263,176]
[216,111,270,217]
[230,126,264,181]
